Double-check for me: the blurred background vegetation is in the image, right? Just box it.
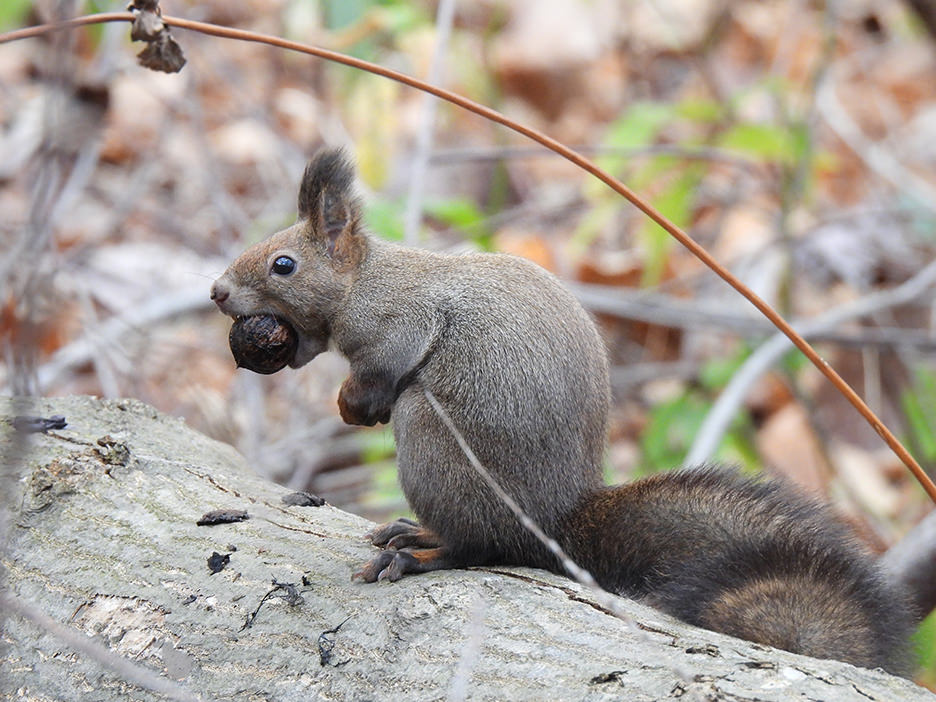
[2,0,936,683]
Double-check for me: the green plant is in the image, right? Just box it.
[913,609,936,685]
[902,366,936,465]
[0,0,30,31]
[639,347,759,474]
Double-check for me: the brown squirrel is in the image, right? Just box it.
[211,149,913,674]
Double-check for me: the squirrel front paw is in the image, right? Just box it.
[337,375,393,426]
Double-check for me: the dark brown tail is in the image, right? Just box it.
[562,468,914,674]
[648,537,913,674]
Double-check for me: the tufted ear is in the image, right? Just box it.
[297,148,364,264]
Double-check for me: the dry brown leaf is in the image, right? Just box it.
[493,229,555,272]
[830,440,900,517]
[757,402,828,494]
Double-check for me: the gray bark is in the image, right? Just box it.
[0,395,930,702]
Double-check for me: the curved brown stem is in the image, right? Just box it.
[2,12,934,503]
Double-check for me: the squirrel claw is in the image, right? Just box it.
[351,550,395,582]
[377,565,399,582]
[378,552,414,581]
[352,550,416,582]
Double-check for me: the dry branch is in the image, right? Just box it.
[686,259,936,466]
[402,0,457,245]
[882,509,936,618]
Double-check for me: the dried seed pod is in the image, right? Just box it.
[229,314,298,374]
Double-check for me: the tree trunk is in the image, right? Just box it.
[0,395,930,702]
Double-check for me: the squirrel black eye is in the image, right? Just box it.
[271,256,296,276]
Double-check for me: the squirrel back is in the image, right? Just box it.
[212,149,913,675]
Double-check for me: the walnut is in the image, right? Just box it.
[228,315,298,374]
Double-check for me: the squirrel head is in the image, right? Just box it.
[211,149,367,367]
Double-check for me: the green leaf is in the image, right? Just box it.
[675,98,726,124]
[640,387,757,474]
[605,102,674,150]
[640,392,710,473]
[902,367,936,462]
[637,165,701,286]
[597,102,675,179]
[913,609,936,684]
[638,225,672,287]
[373,3,428,33]
[426,197,492,249]
[699,346,750,390]
[364,198,405,241]
[425,198,485,231]
[718,123,799,164]
[0,0,31,30]
[781,348,809,375]
[716,429,761,472]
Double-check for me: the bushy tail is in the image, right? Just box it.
[561,469,914,674]
[649,538,914,674]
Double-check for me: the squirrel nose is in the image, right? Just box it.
[210,281,229,305]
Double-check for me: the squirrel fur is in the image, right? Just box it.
[211,149,913,674]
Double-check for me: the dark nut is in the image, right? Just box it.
[229,315,298,374]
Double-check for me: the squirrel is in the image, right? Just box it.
[211,149,913,674]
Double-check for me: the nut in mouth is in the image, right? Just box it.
[228,314,298,374]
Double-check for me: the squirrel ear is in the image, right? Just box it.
[298,148,357,219]
[317,191,355,257]
[298,148,364,265]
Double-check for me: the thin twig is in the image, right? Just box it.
[428,144,763,171]
[2,13,934,502]
[0,12,131,42]
[571,282,936,351]
[816,70,936,215]
[402,0,456,245]
[686,259,936,466]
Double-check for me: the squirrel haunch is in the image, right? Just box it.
[211,149,913,674]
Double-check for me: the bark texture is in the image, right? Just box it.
[0,395,931,702]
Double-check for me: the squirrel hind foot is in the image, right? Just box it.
[365,518,440,549]
[352,546,453,583]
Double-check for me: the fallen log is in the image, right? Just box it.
[0,395,930,701]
